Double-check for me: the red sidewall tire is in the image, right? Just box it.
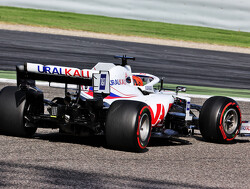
[199,96,241,143]
[218,102,241,141]
[136,106,152,149]
[106,100,152,152]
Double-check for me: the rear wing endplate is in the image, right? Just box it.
[93,71,110,95]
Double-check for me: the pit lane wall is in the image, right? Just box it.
[1,0,250,32]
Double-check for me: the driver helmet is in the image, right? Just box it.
[132,75,143,86]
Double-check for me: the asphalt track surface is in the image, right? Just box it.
[0,30,250,188]
[0,29,250,89]
[0,84,250,189]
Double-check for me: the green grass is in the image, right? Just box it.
[0,71,249,98]
[1,6,250,47]
[0,71,16,79]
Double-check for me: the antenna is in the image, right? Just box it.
[114,55,135,66]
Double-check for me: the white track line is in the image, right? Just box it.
[1,78,250,102]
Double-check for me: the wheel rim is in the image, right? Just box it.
[222,108,238,135]
[139,113,150,142]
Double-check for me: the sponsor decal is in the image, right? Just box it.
[145,86,153,91]
[100,74,106,90]
[37,65,90,78]
[110,79,127,85]
[241,125,250,131]
[186,101,190,111]
[38,65,63,75]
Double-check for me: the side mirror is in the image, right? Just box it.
[176,86,186,95]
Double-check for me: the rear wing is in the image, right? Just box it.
[16,63,110,95]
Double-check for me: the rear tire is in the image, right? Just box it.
[106,100,152,152]
[0,86,37,137]
[199,96,241,143]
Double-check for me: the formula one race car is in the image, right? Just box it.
[0,55,249,152]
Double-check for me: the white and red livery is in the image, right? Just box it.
[0,56,248,152]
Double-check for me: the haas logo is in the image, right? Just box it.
[149,104,165,126]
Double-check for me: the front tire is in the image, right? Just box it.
[199,96,241,143]
[0,86,37,137]
[106,100,152,152]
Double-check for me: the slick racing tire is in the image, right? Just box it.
[199,96,241,143]
[0,86,37,137]
[106,100,152,152]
